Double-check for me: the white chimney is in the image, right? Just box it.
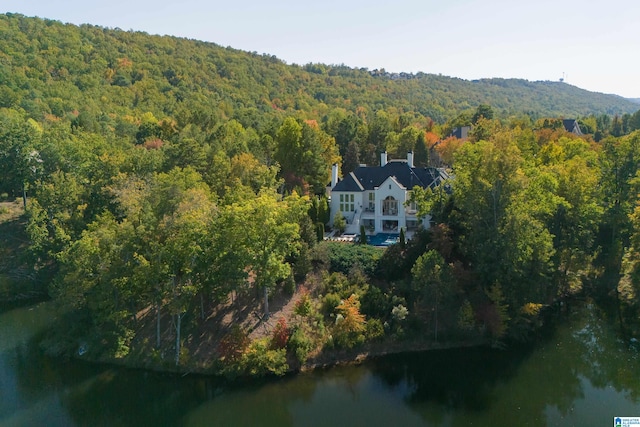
[331,163,339,188]
[407,151,414,168]
[381,151,387,167]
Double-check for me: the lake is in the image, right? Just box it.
[1,301,639,426]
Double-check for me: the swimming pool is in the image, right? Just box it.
[366,233,400,247]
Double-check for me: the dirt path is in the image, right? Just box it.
[161,281,313,369]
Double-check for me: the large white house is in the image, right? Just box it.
[329,152,450,235]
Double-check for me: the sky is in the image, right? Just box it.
[6,0,640,98]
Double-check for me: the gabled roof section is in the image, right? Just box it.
[379,174,406,190]
[333,160,448,192]
[563,119,583,135]
[332,171,364,192]
[414,167,449,189]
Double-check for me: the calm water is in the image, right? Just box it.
[1,301,639,427]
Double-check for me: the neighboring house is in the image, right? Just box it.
[328,152,450,235]
[450,126,471,140]
[428,126,471,168]
[562,119,583,135]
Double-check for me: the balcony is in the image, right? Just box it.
[362,206,376,216]
[382,207,398,216]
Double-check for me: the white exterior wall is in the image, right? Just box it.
[374,177,407,234]
[329,174,436,236]
[330,191,365,233]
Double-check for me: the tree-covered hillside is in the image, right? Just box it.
[5,13,640,376]
[0,13,637,128]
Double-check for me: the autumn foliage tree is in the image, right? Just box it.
[333,294,366,348]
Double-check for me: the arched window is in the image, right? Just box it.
[383,196,398,216]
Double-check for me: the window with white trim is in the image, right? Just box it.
[339,194,355,212]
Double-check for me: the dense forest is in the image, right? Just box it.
[2,13,640,376]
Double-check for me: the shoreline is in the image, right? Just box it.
[70,334,489,378]
[299,337,488,373]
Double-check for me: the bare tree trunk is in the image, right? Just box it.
[156,302,161,349]
[175,313,182,366]
[434,299,439,342]
[263,286,269,319]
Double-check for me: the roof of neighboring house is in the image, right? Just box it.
[332,160,449,192]
[450,126,471,139]
[563,119,583,135]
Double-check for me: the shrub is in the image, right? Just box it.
[288,326,314,364]
[283,273,296,295]
[321,271,349,295]
[218,325,250,363]
[316,222,325,242]
[238,338,288,377]
[324,242,382,276]
[365,318,385,341]
[321,270,367,299]
[361,285,391,319]
[321,293,341,316]
[294,292,313,317]
[310,242,330,270]
[457,299,476,331]
[377,229,431,281]
[333,212,346,234]
[293,242,313,282]
[391,304,409,322]
[271,317,290,349]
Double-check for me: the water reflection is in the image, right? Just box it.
[370,304,640,427]
[2,302,640,426]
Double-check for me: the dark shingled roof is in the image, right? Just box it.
[450,126,471,139]
[563,119,583,135]
[332,161,449,192]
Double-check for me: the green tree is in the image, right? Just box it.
[472,104,494,124]
[243,190,305,318]
[342,140,361,174]
[451,129,556,311]
[333,212,346,234]
[153,181,216,364]
[27,171,88,259]
[411,250,453,341]
[538,137,603,295]
[0,109,42,203]
[599,132,640,278]
[274,117,333,193]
